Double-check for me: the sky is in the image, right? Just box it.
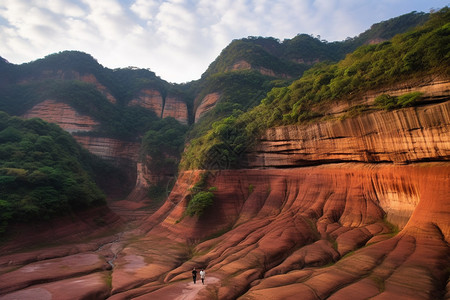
[0,0,446,83]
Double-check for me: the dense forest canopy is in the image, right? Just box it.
[0,112,106,233]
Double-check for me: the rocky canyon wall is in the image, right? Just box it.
[247,101,450,167]
[22,99,100,133]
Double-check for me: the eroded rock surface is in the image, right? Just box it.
[74,136,140,163]
[111,164,449,299]
[248,101,450,167]
[128,89,164,117]
[22,99,100,133]
[194,92,221,123]
[162,96,189,125]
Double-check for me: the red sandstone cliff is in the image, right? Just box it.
[128,89,164,117]
[162,95,189,125]
[22,99,100,133]
[114,85,448,299]
[247,101,450,168]
[74,136,140,163]
[22,100,140,163]
[194,92,221,123]
[129,90,189,124]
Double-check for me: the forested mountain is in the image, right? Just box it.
[181,8,449,169]
[187,11,430,140]
[201,11,429,78]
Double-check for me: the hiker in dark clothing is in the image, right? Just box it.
[192,267,197,284]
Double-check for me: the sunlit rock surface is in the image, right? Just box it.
[22,99,100,133]
[247,101,450,168]
[128,88,164,117]
[194,92,221,123]
[162,95,189,125]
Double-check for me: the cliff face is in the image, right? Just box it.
[129,89,189,124]
[161,95,189,125]
[22,99,100,133]
[248,101,450,167]
[327,77,450,115]
[3,89,449,300]
[128,89,164,117]
[22,100,139,163]
[124,94,449,298]
[73,136,140,163]
[194,92,221,122]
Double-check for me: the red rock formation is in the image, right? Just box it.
[1,162,447,299]
[247,101,450,167]
[128,89,164,117]
[106,162,447,299]
[328,77,450,115]
[22,99,100,133]
[74,136,140,162]
[3,80,448,299]
[194,92,221,122]
[162,96,188,125]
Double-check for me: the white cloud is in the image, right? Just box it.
[131,0,161,20]
[0,0,445,82]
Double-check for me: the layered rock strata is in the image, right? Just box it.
[128,89,164,117]
[22,99,100,133]
[74,136,140,163]
[247,101,450,167]
[194,92,221,123]
[161,96,189,125]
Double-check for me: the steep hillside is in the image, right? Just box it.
[201,11,429,79]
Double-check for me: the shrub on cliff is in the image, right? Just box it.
[184,172,216,217]
[186,191,215,217]
[375,92,423,110]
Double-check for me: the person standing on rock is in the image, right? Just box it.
[200,268,206,285]
[192,267,198,284]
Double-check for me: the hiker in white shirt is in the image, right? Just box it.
[199,268,206,285]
